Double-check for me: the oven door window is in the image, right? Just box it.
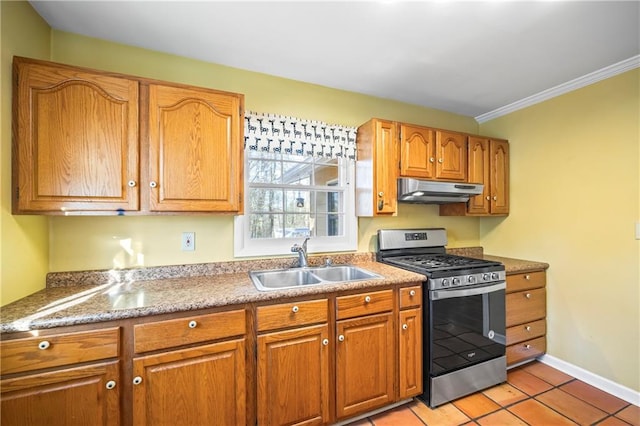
[429,287,505,376]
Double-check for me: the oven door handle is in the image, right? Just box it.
[431,281,506,300]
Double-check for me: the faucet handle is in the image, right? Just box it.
[302,237,309,251]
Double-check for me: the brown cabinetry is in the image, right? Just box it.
[398,285,423,399]
[505,271,547,366]
[0,328,121,426]
[132,310,247,426]
[256,299,330,426]
[439,137,509,216]
[355,119,398,216]
[12,56,244,215]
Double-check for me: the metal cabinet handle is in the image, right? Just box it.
[486,196,491,200]
[322,339,329,346]
[524,344,531,350]
[364,296,371,303]
[378,192,384,197]
[377,200,385,210]
[292,306,299,313]
[402,324,408,330]
[127,180,136,187]
[188,320,197,329]
[105,380,116,390]
[429,157,435,163]
[438,158,443,163]
[409,290,416,297]
[525,293,531,299]
[525,274,531,280]
[525,326,531,331]
[150,181,158,188]
[38,341,50,350]
[493,196,497,201]
[133,376,143,385]
[338,335,345,342]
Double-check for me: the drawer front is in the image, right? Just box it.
[399,285,422,309]
[506,288,546,327]
[507,319,546,345]
[1,328,120,375]
[134,309,246,353]
[336,289,394,320]
[506,271,546,293]
[257,299,328,332]
[507,336,546,366]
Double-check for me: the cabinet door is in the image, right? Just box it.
[13,58,139,213]
[132,339,246,426]
[1,361,120,426]
[399,307,423,399]
[466,137,491,214]
[336,312,395,419]
[257,324,330,426]
[374,120,397,215]
[490,139,509,215]
[435,131,467,181]
[147,84,243,212]
[399,124,435,178]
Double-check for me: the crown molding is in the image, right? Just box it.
[475,55,640,124]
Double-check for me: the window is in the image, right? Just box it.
[234,112,357,257]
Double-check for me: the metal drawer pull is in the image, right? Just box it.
[402,324,408,330]
[322,339,329,346]
[38,341,50,350]
[188,320,197,329]
[525,326,531,331]
[292,306,299,313]
[338,335,345,342]
[525,274,531,280]
[150,181,157,188]
[525,293,531,299]
[133,376,143,385]
[127,180,136,187]
[105,380,116,390]
[409,290,416,297]
[438,158,443,163]
[364,296,371,303]
[524,344,531,350]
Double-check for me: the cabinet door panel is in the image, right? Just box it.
[374,121,397,215]
[257,324,330,426]
[336,312,394,419]
[148,84,243,212]
[435,131,467,181]
[133,339,246,426]
[14,59,139,212]
[1,361,119,426]
[399,308,423,399]
[490,139,509,214]
[467,137,490,214]
[400,125,435,178]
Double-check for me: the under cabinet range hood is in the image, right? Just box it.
[398,178,483,204]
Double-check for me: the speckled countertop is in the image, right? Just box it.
[0,249,548,334]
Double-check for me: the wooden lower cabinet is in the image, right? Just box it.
[1,361,120,426]
[257,324,330,426]
[132,339,246,426]
[505,271,547,366]
[399,307,423,399]
[336,312,395,419]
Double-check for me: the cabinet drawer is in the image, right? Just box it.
[507,336,546,366]
[399,285,422,309]
[257,299,328,332]
[336,289,394,320]
[506,271,546,293]
[507,319,546,345]
[506,288,546,327]
[1,328,120,375]
[134,309,245,353]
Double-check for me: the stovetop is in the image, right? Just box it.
[384,253,495,272]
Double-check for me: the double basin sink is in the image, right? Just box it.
[250,265,382,291]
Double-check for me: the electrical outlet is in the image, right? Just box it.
[182,232,195,251]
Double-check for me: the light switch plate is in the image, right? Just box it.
[182,232,195,251]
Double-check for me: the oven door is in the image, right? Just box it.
[428,281,506,377]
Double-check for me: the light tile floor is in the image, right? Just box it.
[347,361,639,426]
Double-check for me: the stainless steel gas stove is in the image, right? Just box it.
[377,228,507,407]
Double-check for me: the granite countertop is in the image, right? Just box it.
[0,250,549,334]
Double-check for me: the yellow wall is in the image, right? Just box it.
[480,70,640,391]
[0,2,51,305]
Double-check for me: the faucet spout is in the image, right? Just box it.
[291,237,310,268]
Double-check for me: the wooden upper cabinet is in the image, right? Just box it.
[355,119,397,216]
[466,137,491,214]
[398,125,466,181]
[12,57,139,213]
[146,84,243,213]
[399,124,435,178]
[490,139,509,215]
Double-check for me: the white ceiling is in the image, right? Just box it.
[30,1,640,121]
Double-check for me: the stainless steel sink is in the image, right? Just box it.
[250,265,381,291]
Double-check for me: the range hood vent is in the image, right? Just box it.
[398,178,483,204]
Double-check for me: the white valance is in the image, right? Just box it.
[244,111,357,160]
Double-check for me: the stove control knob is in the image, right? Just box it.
[491,272,500,280]
[441,279,450,287]
[467,275,476,284]
[482,273,489,281]
[452,278,460,286]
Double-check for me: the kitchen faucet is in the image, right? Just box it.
[291,237,310,268]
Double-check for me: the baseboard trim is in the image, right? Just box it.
[538,354,640,406]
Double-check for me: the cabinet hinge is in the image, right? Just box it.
[15,188,18,200]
